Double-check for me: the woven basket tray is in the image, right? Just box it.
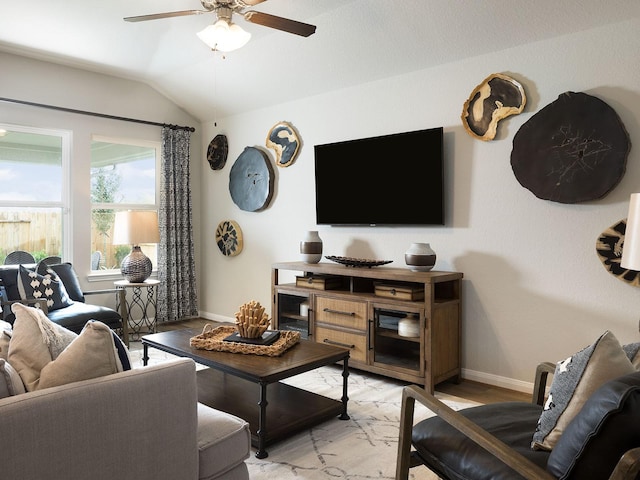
[189,324,300,356]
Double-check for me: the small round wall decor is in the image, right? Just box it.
[511,91,630,204]
[229,146,274,212]
[596,218,640,286]
[266,121,300,167]
[461,73,526,141]
[207,134,228,170]
[216,220,243,256]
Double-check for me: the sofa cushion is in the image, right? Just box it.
[17,265,72,312]
[37,262,85,303]
[38,320,131,390]
[531,330,634,450]
[0,358,26,398]
[547,371,640,479]
[7,303,77,391]
[196,402,251,480]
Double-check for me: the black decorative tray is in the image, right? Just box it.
[325,255,393,268]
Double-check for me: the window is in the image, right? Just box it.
[90,136,159,272]
[0,124,69,264]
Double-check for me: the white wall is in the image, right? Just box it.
[200,18,640,390]
[0,52,202,308]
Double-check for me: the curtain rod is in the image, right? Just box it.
[0,96,196,132]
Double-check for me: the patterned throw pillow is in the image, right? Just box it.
[531,330,635,450]
[16,265,72,311]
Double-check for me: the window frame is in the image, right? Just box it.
[89,135,161,278]
[0,122,72,261]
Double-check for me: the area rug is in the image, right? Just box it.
[128,342,479,480]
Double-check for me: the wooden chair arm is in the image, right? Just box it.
[533,361,556,406]
[609,447,640,480]
[396,384,556,480]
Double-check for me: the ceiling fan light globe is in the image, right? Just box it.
[197,20,251,52]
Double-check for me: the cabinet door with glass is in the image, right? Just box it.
[274,290,312,339]
[370,303,425,376]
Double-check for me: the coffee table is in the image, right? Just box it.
[141,326,350,458]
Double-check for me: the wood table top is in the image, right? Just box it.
[141,326,350,384]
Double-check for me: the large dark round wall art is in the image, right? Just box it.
[461,73,526,141]
[596,218,640,287]
[229,146,274,212]
[511,91,630,204]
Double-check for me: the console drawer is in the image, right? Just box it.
[315,297,367,330]
[315,326,367,363]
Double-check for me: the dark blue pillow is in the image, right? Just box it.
[36,262,84,303]
[547,371,640,479]
[17,265,72,311]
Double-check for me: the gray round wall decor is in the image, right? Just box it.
[229,146,274,212]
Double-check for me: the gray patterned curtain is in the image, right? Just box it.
[157,127,198,322]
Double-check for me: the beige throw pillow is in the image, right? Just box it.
[38,320,124,390]
[7,303,77,391]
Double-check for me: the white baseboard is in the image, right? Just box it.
[199,311,536,395]
[461,368,534,394]
[199,311,234,323]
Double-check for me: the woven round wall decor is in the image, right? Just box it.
[216,220,243,257]
[596,218,640,286]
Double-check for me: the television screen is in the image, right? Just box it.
[314,127,444,226]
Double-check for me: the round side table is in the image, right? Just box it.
[115,279,160,341]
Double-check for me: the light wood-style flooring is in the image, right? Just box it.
[157,318,531,404]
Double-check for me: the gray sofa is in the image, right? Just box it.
[0,358,251,480]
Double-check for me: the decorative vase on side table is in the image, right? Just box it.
[405,243,436,271]
[300,231,323,264]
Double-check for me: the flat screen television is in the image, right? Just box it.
[314,127,444,226]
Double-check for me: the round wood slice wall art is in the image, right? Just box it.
[596,218,640,286]
[207,134,228,170]
[511,91,630,204]
[461,73,526,141]
[229,147,274,212]
[266,121,300,167]
[216,220,243,256]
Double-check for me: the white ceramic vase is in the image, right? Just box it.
[404,242,436,272]
[300,231,323,264]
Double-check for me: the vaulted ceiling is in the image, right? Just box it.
[2,0,640,123]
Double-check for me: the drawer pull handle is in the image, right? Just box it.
[323,308,355,317]
[323,338,355,349]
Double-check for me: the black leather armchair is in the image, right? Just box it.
[396,363,640,480]
[0,263,128,345]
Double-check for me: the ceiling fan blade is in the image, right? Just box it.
[124,10,208,22]
[240,0,267,5]
[244,11,316,37]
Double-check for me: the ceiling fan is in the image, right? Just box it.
[124,0,316,52]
